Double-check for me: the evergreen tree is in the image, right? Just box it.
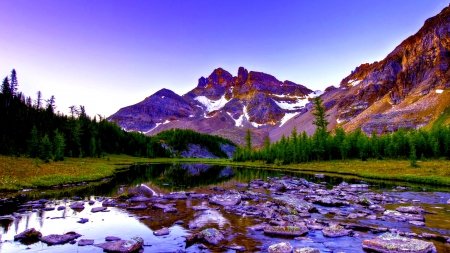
[311,96,329,137]
[245,128,252,155]
[10,69,18,97]
[39,134,53,162]
[27,126,40,158]
[1,77,11,95]
[53,129,65,161]
[35,91,42,109]
[89,137,96,157]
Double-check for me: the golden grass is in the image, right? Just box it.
[0,154,157,191]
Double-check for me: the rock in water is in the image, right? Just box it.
[322,223,352,237]
[41,232,82,245]
[362,233,437,253]
[153,227,170,236]
[268,242,293,253]
[199,228,224,245]
[78,239,94,246]
[91,207,107,213]
[209,193,241,206]
[294,247,320,253]
[14,228,42,242]
[264,226,309,237]
[95,237,144,253]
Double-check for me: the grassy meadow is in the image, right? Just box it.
[1,155,450,191]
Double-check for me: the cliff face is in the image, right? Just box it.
[272,5,450,140]
[109,67,315,147]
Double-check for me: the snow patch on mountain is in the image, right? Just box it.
[194,95,229,113]
[280,112,298,126]
[272,97,309,110]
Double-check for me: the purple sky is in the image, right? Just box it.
[0,0,448,117]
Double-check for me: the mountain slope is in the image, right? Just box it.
[109,67,317,146]
[273,4,450,140]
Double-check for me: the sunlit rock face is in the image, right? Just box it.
[108,67,315,147]
[274,4,450,139]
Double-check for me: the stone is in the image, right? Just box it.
[294,247,320,253]
[362,233,437,253]
[95,237,144,253]
[383,210,425,221]
[312,196,350,207]
[57,206,66,210]
[409,221,425,226]
[42,207,55,211]
[209,193,241,206]
[105,236,121,241]
[77,218,89,224]
[14,228,42,242]
[273,195,316,213]
[153,227,170,236]
[163,192,188,200]
[41,232,82,245]
[199,228,224,245]
[268,242,293,253]
[69,202,85,210]
[78,239,94,246]
[396,206,426,214]
[126,204,147,210]
[264,225,309,237]
[322,223,352,237]
[91,207,107,213]
[129,196,152,202]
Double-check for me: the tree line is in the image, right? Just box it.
[0,69,237,162]
[233,97,450,165]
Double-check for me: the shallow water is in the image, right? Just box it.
[1,163,450,252]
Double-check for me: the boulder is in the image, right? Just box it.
[264,225,308,237]
[362,233,437,253]
[268,242,293,253]
[14,228,42,242]
[126,204,147,210]
[209,193,241,206]
[322,223,352,237]
[105,236,121,241]
[95,237,144,253]
[129,196,152,202]
[199,228,224,245]
[41,231,82,245]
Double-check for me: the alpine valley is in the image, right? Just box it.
[109,5,450,147]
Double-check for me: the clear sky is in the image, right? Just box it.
[0,0,448,117]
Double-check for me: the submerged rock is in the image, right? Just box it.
[268,241,293,253]
[362,233,437,253]
[383,210,425,221]
[163,192,188,200]
[264,225,309,237]
[78,239,94,246]
[396,206,426,214]
[14,228,42,242]
[105,236,121,241]
[41,231,82,245]
[95,237,144,253]
[199,228,224,245]
[294,247,320,253]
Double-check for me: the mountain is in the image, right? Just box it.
[110,5,450,146]
[109,67,318,146]
[272,4,450,140]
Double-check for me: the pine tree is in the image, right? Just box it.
[10,69,18,97]
[45,95,56,113]
[40,134,53,163]
[27,126,40,158]
[35,91,42,109]
[1,77,11,95]
[53,129,65,161]
[245,128,252,156]
[89,137,96,157]
[312,96,329,138]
